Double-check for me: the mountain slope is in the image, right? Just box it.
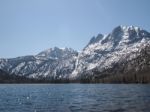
[0,47,78,80]
[70,26,150,82]
[0,25,150,83]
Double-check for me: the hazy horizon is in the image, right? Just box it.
[0,0,150,58]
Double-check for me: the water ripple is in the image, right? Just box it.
[0,84,150,112]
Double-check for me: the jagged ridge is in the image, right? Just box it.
[0,25,150,83]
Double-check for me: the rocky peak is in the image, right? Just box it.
[36,47,78,59]
[88,34,103,45]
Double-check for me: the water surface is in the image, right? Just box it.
[0,84,150,112]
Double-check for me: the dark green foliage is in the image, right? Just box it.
[0,69,71,83]
[0,69,35,83]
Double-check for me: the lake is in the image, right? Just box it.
[0,84,150,112]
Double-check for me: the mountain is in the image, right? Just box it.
[0,25,150,83]
[0,47,78,81]
[70,25,150,83]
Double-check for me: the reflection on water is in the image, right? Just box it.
[0,84,150,112]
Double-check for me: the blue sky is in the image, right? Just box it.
[0,0,150,58]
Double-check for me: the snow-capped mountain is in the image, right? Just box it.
[0,47,78,80]
[0,25,150,82]
[70,25,150,82]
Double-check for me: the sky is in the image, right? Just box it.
[0,0,150,58]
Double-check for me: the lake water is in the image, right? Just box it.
[0,84,150,112]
